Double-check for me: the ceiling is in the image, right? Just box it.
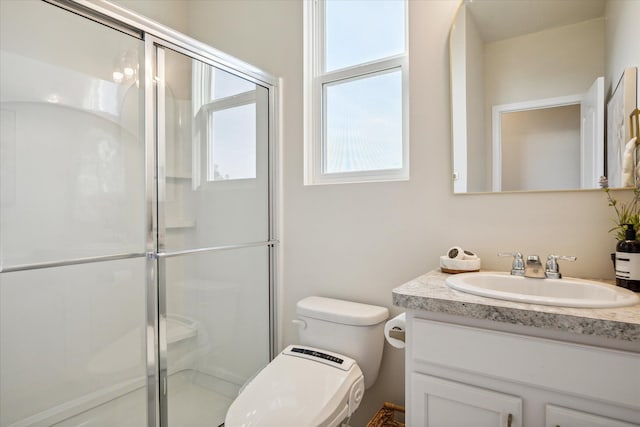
[465,0,606,43]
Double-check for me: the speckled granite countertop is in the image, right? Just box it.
[393,270,640,343]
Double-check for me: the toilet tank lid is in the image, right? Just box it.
[297,296,389,326]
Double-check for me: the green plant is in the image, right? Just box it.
[604,186,640,241]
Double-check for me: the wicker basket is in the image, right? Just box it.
[366,402,405,427]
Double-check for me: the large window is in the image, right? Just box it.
[304,0,408,184]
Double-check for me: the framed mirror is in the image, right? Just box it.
[450,0,639,194]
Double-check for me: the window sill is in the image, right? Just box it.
[304,170,410,186]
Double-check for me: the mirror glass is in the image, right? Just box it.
[450,0,639,193]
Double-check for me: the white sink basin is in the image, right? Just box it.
[445,272,639,308]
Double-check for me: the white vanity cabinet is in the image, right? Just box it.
[411,373,522,426]
[545,405,638,427]
[405,314,640,427]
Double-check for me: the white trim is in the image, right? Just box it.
[491,94,583,192]
[580,77,604,189]
[202,90,257,112]
[304,0,409,185]
[318,55,407,85]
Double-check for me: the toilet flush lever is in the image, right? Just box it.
[292,319,307,330]
[388,328,405,343]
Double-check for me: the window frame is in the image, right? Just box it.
[191,61,265,189]
[304,0,409,185]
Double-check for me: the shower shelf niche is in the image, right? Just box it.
[166,314,198,345]
[166,219,196,229]
[166,170,192,180]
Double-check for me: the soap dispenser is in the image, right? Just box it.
[615,223,640,291]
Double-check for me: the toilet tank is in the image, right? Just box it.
[295,296,389,389]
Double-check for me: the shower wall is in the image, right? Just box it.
[0,4,146,267]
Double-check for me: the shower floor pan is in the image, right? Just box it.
[51,371,234,427]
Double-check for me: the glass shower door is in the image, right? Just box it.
[1,2,276,426]
[0,1,148,425]
[155,44,272,426]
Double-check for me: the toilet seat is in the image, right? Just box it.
[224,345,365,427]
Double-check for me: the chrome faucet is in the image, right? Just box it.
[499,252,576,278]
[524,255,545,278]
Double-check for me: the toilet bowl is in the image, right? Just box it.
[224,345,364,427]
[224,296,389,427]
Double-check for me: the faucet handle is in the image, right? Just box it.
[545,255,577,279]
[498,252,525,276]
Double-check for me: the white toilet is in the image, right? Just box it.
[224,296,389,427]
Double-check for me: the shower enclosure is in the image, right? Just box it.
[0,1,278,426]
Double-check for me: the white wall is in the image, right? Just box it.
[108,0,631,424]
[501,105,581,191]
[605,0,640,98]
[112,0,189,34]
[484,18,605,106]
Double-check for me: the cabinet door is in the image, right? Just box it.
[411,373,522,427]
[546,405,639,427]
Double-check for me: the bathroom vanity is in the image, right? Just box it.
[393,270,640,426]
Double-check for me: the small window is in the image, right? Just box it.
[193,66,259,184]
[304,0,408,184]
[207,103,256,181]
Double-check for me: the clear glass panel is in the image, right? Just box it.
[0,258,147,426]
[208,104,257,181]
[325,0,405,72]
[0,0,146,268]
[212,68,257,100]
[324,70,403,173]
[162,48,269,251]
[164,246,270,425]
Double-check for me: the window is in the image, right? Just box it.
[207,102,257,181]
[193,65,265,186]
[304,0,408,184]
